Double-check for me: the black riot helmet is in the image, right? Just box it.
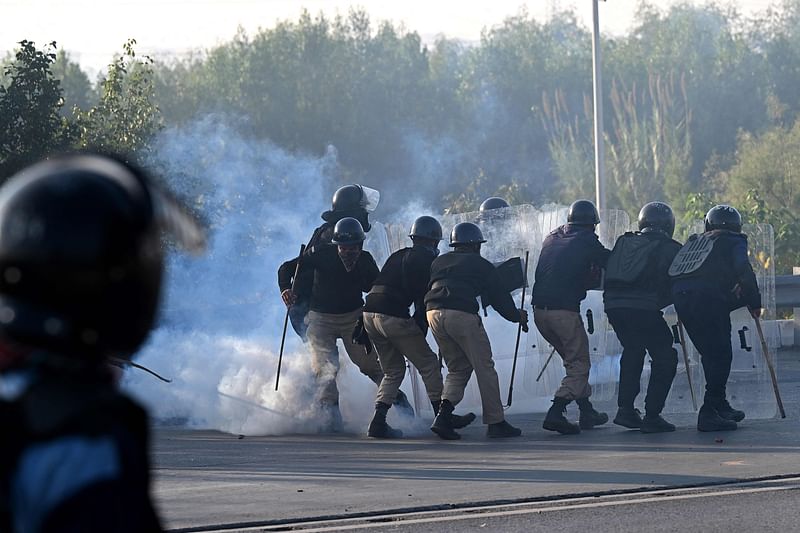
[409,216,443,242]
[449,222,487,247]
[479,197,510,212]
[330,184,380,213]
[0,153,206,366]
[705,205,742,233]
[567,199,600,225]
[332,217,366,245]
[638,202,676,238]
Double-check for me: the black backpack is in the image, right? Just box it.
[605,232,662,285]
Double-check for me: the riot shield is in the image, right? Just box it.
[522,207,629,404]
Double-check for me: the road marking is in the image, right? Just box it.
[175,475,800,533]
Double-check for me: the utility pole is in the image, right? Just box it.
[591,0,606,213]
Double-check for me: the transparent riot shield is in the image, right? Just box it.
[363,221,392,268]
[521,207,629,405]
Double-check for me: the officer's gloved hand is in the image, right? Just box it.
[352,316,373,354]
[518,309,529,333]
[749,307,762,319]
[281,289,297,307]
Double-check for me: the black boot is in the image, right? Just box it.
[393,390,415,418]
[367,402,403,439]
[712,398,745,422]
[431,399,461,440]
[640,413,676,433]
[697,403,737,432]
[576,398,609,429]
[487,420,522,438]
[432,401,477,430]
[613,406,643,429]
[543,397,580,435]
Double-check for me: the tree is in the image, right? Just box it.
[52,49,95,116]
[0,40,74,180]
[75,39,162,156]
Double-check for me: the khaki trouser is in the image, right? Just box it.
[306,309,384,405]
[362,312,443,406]
[426,309,504,424]
[533,308,592,400]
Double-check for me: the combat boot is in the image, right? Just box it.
[640,414,676,433]
[431,399,461,440]
[367,402,403,439]
[432,401,476,430]
[697,403,737,432]
[543,397,580,435]
[393,390,415,418]
[576,398,609,429]
[487,420,522,438]
[613,406,643,429]
[712,398,745,422]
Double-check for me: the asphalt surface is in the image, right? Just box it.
[151,349,800,532]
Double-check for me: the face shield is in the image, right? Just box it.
[359,186,380,213]
[149,185,207,254]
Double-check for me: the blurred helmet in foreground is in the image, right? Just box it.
[0,153,205,368]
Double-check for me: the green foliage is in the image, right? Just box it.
[51,49,95,116]
[0,40,75,180]
[75,39,161,156]
[605,72,692,214]
[716,121,800,271]
[13,4,800,270]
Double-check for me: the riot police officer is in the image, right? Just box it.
[604,202,682,433]
[278,184,379,340]
[532,199,611,435]
[670,205,762,432]
[362,216,475,438]
[0,153,206,532]
[287,217,385,431]
[426,222,528,440]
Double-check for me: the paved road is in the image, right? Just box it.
[151,350,800,531]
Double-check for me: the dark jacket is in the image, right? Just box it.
[277,211,371,296]
[671,230,762,310]
[425,249,521,323]
[532,225,611,312]
[1,371,162,532]
[604,231,682,311]
[364,245,437,330]
[298,244,379,314]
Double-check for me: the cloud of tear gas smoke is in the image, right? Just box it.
[122,115,394,436]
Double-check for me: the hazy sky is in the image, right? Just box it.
[1,0,781,73]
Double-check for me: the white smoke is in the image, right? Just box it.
[123,115,385,435]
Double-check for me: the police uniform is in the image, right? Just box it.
[363,245,442,408]
[425,243,523,439]
[532,200,611,434]
[533,227,610,399]
[278,212,369,340]
[604,228,682,432]
[299,243,384,407]
[671,224,761,431]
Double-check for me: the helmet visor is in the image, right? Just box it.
[361,186,380,213]
[150,186,207,254]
